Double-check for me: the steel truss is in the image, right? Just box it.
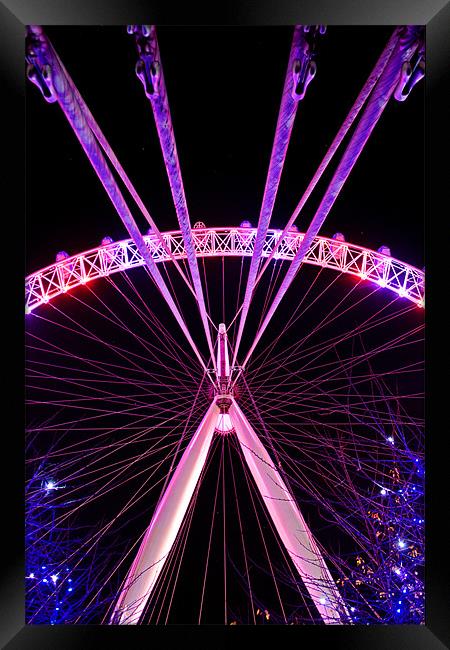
[26,227,425,314]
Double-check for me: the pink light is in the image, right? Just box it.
[230,399,349,624]
[215,413,233,434]
[25,229,425,313]
[112,401,219,624]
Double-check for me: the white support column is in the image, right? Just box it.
[229,399,350,624]
[111,400,220,624]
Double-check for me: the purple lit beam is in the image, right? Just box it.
[27,26,208,373]
[132,25,217,371]
[52,50,196,299]
[232,26,309,369]
[110,400,220,624]
[240,26,423,372]
[229,399,350,624]
[255,27,403,283]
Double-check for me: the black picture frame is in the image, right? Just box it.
[1,0,448,648]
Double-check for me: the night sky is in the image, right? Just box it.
[26,26,424,275]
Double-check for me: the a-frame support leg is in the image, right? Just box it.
[111,400,219,624]
[229,399,350,624]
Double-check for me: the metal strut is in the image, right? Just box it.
[129,25,217,372]
[254,26,403,284]
[111,399,220,624]
[232,26,324,370]
[229,399,350,624]
[239,25,424,373]
[51,49,197,300]
[26,25,209,374]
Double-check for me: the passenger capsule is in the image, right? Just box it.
[55,251,69,263]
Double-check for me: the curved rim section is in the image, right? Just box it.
[25,227,425,313]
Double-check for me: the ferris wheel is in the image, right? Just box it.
[25,24,425,626]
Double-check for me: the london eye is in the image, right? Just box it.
[25,25,425,625]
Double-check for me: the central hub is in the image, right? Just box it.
[214,324,234,434]
[216,395,232,414]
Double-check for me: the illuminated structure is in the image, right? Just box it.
[26,228,424,315]
[26,23,425,625]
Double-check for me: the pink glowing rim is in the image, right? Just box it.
[25,227,425,314]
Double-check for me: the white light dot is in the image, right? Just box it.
[380,488,387,495]
[51,574,58,583]
[319,597,326,605]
